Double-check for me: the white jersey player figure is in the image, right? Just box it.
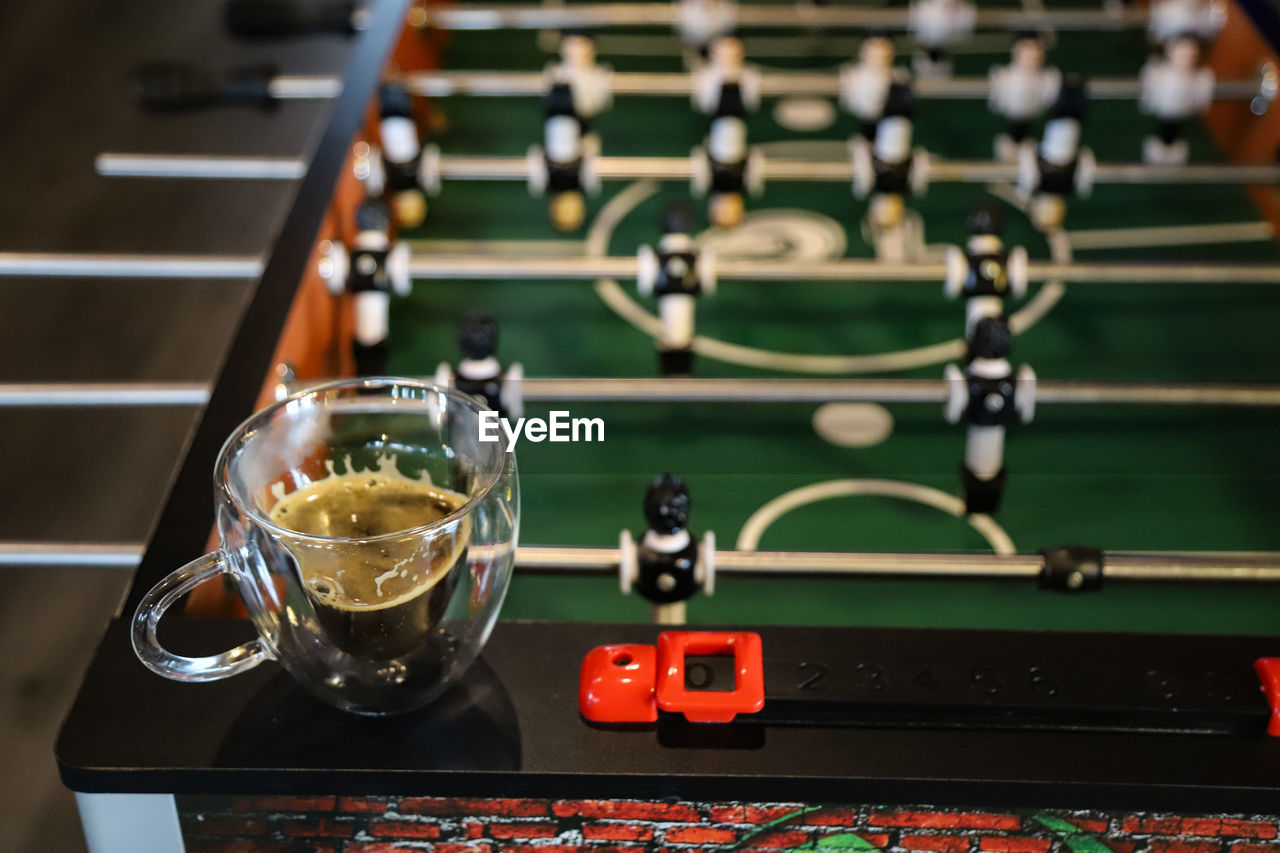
[635,474,702,624]
[1140,34,1215,164]
[377,83,429,229]
[865,82,917,255]
[325,200,411,376]
[1148,0,1225,49]
[706,82,750,228]
[678,0,737,54]
[546,32,612,151]
[909,0,976,78]
[944,316,1036,515]
[692,36,760,116]
[840,33,900,141]
[1026,76,1089,231]
[989,32,1062,162]
[542,81,589,231]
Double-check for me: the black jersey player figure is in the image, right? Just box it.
[319,200,411,376]
[944,203,1028,337]
[434,312,524,420]
[366,83,429,229]
[637,202,716,376]
[943,316,1036,515]
[988,32,1061,163]
[851,81,919,261]
[537,82,591,232]
[702,82,751,229]
[619,474,716,625]
[547,32,612,133]
[1018,76,1092,232]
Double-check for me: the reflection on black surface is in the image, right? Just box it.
[214,658,522,771]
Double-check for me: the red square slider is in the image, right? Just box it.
[656,631,765,723]
[579,644,658,723]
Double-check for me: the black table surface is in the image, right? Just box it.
[57,618,1280,812]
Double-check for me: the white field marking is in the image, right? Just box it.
[1064,221,1274,251]
[403,238,585,256]
[586,179,1064,373]
[812,402,895,447]
[735,479,1017,555]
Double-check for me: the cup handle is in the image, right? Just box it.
[131,551,269,682]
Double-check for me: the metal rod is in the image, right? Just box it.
[516,377,1280,407]
[422,4,1147,31]
[0,253,263,279]
[92,151,1280,187]
[0,383,211,407]
[95,153,307,180]
[0,542,144,568]
[404,253,1280,284]
[515,546,1280,582]
[398,70,1262,102]
[9,539,1277,581]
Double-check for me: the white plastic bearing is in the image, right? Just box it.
[1075,147,1097,198]
[849,135,873,199]
[698,530,716,595]
[636,244,659,296]
[385,242,412,296]
[433,361,454,390]
[319,242,349,296]
[527,144,548,197]
[356,143,385,197]
[1007,245,1029,299]
[943,362,966,424]
[1016,143,1038,198]
[745,147,765,197]
[697,245,717,296]
[618,529,638,594]
[909,147,930,196]
[581,148,601,195]
[943,244,967,299]
[1016,364,1037,424]
[501,361,524,420]
[419,143,443,197]
[690,146,711,197]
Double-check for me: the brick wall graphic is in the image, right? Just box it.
[174,797,1280,853]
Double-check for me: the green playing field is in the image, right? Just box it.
[386,10,1280,632]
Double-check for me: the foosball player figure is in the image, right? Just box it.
[705,82,751,228]
[1140,34,1214,164]
[373,83,429,229]
[989,32,1061,162]
[547,32,612,145]
[539,82,591,231]
[909,0,976,77]
[944,203,1028,336]
[1148,0,1224,50]
[944,316,1036,515]
[851,81,921,257]
[839,32,900,141]
[619,474,716,625]
[637,202,716,376]
[434,312,524,419]
[1019,75,1092,231]
[692,36,760,116]
[319,199,411,376]
[677,0,738,55]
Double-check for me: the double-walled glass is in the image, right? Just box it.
[131,379,519,715]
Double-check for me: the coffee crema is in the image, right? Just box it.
[269,465,471,659]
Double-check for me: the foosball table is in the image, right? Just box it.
[51,0,1280,848]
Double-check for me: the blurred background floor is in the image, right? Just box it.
[0,0,353,847]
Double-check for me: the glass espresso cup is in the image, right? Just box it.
[131,379,519,715]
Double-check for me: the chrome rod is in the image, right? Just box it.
[0,253,263,279]
[423,4,1146,31]
[516,378,1280,407]
[0,542,144,568]
[0,383,211,407]
[95,153,306,180]
[516,546,1280,582]
[403,254,1280,284]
